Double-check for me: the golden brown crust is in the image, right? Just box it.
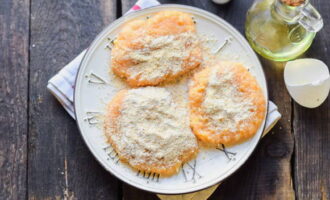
[111,10,201,87]
[130,148,198,176]
[104,89,198,176]
[189,62,266,146]
[104,90,127,159]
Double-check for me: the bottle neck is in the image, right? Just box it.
[272,0,307,23]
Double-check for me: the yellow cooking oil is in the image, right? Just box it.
[245,0,319,61]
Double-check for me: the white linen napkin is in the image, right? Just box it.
[47,0,281,199]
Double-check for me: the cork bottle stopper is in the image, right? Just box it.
[280,0,305,6]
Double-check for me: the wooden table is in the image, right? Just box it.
[1,0,329,199]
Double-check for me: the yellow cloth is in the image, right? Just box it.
[158,184,220,200]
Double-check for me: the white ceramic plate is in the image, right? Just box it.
[74,5,268,194]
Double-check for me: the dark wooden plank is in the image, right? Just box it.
[28,0,121,199]
[293,0,330,199]
[121,0,136,13]
[120,0,295,199]
[122,185,159,200]
[0,0,29,199]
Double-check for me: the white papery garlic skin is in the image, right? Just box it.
[284,58,330,108]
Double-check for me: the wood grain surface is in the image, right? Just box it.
[293,1,330,199]
[28,0,120,199]
[0,0,329,199]
[0,0,29,199]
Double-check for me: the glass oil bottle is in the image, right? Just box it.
[245,0,323,61]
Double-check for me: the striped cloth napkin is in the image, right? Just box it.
[47,0,281,199]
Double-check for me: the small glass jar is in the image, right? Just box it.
[245,0,323,61]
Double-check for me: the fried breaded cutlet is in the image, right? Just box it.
[189,61,266,146]
[104,87,198,176]
[111,10,202,87]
